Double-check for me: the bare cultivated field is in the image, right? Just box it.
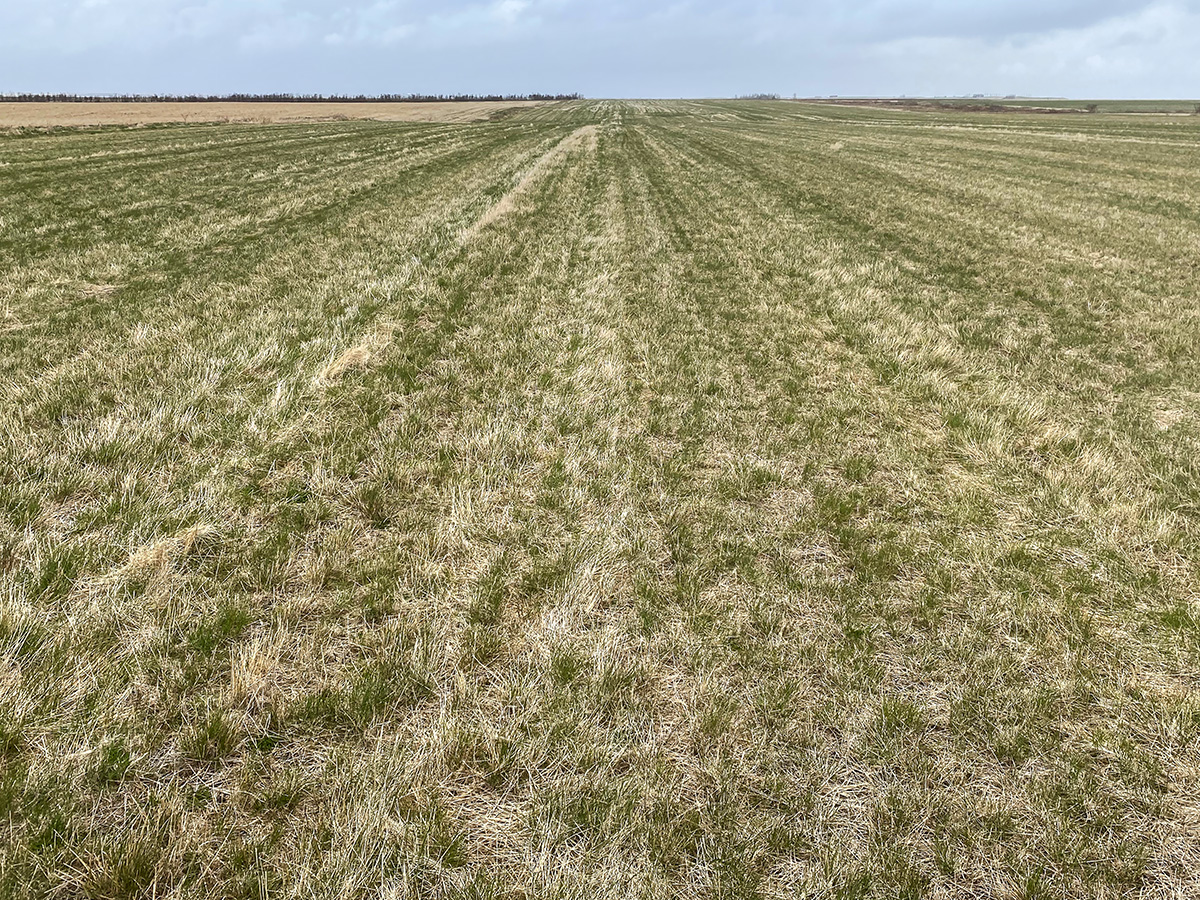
[0,99,545,127]
[2,100,1200,899]
[809,97,1200,115]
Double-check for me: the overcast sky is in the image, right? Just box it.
[1,1,1198,98]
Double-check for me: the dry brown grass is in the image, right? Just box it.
[0,100,546,128]
[121,524,218,574]
[464,124,598,240]
[315,325,397,383]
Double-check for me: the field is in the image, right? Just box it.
[0,100,544,128]
[984,100,1200,114]
[812,98,1200,114]
[988,100,1195,114]
[2,99,1199,898]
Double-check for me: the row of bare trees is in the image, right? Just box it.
[1,92,583,103]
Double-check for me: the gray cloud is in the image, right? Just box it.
[0,1,1197,97]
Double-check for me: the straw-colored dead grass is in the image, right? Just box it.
[0,100,546,128]
[464,124,599,239]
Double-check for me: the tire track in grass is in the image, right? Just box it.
[460,124,598,241]
[296,121,691,896]
[603,123,856,897]
[225,118,648,897]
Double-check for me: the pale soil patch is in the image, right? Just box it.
[0,100,545,128]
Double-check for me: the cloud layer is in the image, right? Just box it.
[1,1,1198,97]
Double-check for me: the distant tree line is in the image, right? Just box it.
[736,93,780,101]
[1,92,583,103]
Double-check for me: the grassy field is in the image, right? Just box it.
[811,98,1200,114]
[991,99,1200,114]
[2,99,1199,898]
[968,99,1200,114]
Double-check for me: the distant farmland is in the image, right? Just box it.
[806,97,1200,114]
[2,100,1199,898]
[0,99,548,127]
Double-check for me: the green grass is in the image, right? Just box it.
[2,100,1199,898]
